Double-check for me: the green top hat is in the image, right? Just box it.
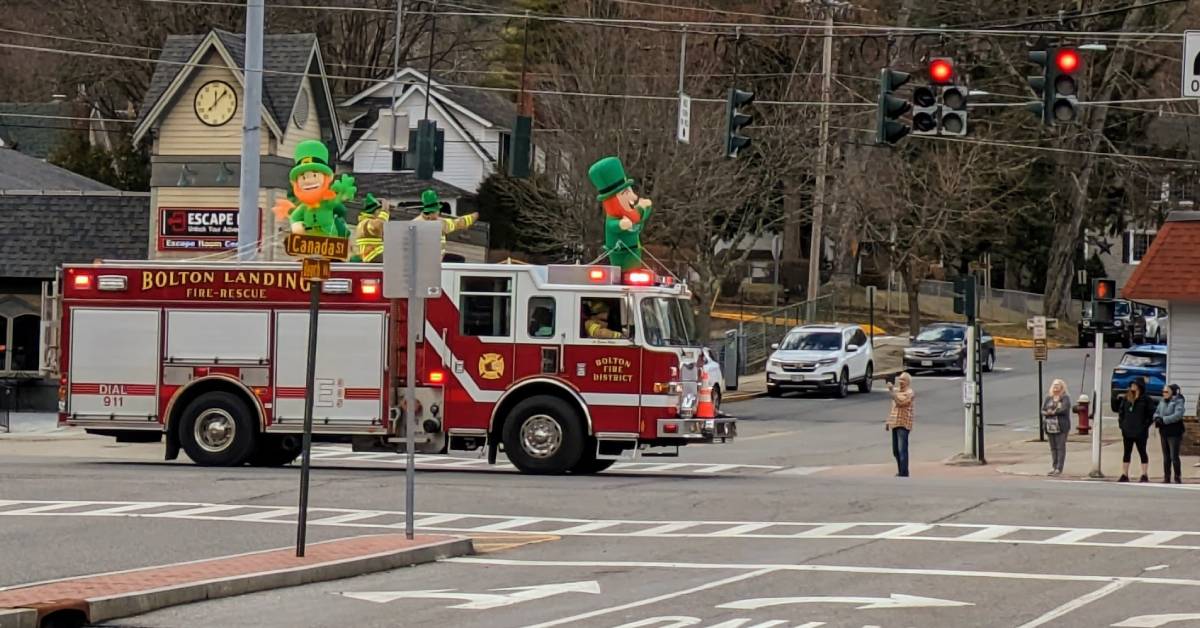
[290,139,334,181]
[421,188,441,213]
[361,193,383,214]
[588,156,634,202]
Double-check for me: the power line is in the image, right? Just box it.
[0,112,135,124]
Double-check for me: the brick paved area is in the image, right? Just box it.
[0,534,466,623]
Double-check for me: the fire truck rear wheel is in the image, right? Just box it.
[178,391,258,467]
[501,396,584,474]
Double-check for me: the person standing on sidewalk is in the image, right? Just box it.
[1041,379,1071,476]
[885,372,915,477]
[1118,378,1154,483]
[1155,383,1185,484]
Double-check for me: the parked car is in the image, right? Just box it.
[700,346,725,412]
[903,323,995,374]
[1110,344,1167,412]
[1136,304,1168,345]
[1078,299,1142,348]
[766,324,874,398]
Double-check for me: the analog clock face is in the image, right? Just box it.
[194,80,237,126]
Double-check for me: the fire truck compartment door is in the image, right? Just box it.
[68,308,161,418]
[273,310,385,426]
[166,310,269,363]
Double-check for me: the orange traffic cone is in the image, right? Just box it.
[696,380,716,419]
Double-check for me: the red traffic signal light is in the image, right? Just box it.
[1055,48,1080,73]
[1092,278,1115,301]
[929,58,954,84]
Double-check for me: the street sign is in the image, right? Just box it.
[963,381,974,405]
[1034,340,1048,362]
[677,93,691,143]
[1184,31,1200,98]
[301,257,330,281]
[1031,316,1047,340]
[285,233,349,261]
[383,221,443,298]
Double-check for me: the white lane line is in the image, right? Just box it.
[84,502,173,515]
[410,514,471,527]
[876,523,935,538]
[630,523,697,536]
[546,521,621,535]
[0,502,94,515]
[469,517,544,532]
[155,504,246,518]
[1014,580,1132,628]
[308,511,391,525]
[446,557,1200,588]
[956,525,1021,541]
[1125,532,1185,547]
[1043,529,1103,545]
[707,523,777,537]
[521,568,778,628]
[795,523,861,537]
[226,508,298,522]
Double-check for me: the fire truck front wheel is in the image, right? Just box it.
[501,396,585,474]
[178,391,258,466]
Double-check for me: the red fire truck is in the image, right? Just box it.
[48,260,735,474]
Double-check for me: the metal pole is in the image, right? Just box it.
[237,0,264,260]
[423,0,438,121]
[388,0,404,146]
[677,28,687,96]
[868,286,875,348]
[965,324,976,458]
[805,9,834,318]
[405,225,418,539]
[296,278,321,556]
[975,320,985,464]
[1089,331,1104,478]
[1038,360,1045,441]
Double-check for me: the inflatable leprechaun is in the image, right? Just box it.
[272,139,355,238]
[588,156,652,271]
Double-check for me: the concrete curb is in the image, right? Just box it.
[4,535,472,626]
[724,368,904,404]
[0,608,36,628]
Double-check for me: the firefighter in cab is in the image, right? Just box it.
[585,300,627,339]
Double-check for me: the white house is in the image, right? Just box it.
[339,68,520,216]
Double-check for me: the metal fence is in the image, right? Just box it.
[841,277,1084,325]
[736,296,837,372]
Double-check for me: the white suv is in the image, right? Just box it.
[766,324,874,398]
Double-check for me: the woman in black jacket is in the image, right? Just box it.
[1118,379,1155,483]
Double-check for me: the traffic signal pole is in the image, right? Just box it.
[806,10,834,312]
[964,324,976,458]
[1089,329,1105,478]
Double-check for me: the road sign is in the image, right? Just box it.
[301,258,330,281]
[963,381,974,405]
[1034,339,1048,362]
[383,221,443,299]
[1184,31,1200,98]
[285,233,349,261]
[1031,316,1047,340]
[677,93,691,143]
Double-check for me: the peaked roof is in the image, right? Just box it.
[135,30,340,149]
[1123,212,1200,302]
[0,192,150,278]
[0,102,83,160]
[340,68,516,128]
[0,148,117,192]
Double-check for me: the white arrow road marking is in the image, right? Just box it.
[1113,614,1200,628]
[337,580,601,610]
[718,593,973,611]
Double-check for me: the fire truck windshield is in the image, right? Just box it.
[640,297,699,347]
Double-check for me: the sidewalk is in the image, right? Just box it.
[0,534,470,628]
[995,422,1200,481]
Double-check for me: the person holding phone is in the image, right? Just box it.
[1041,379,1071,476]
[1155,383,1185,484]
[1118,378,1155,483]
[885,372,915,477]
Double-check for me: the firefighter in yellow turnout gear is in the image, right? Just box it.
[584,301,626,339]
[412,189,479,256]
[349,193,388,263]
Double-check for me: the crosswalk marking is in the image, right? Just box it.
[305,445,785,476]
[8,499,1200,553]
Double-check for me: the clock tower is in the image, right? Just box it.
[132,29,342,260]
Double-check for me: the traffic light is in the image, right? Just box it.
[953,275,977,320]
[940,85,968,136]
[1092,278,1115,301]
[876,68,912,145]
[929,58,955,85]
[1028,46,1081,126]
[911,85,939,135]
[415,118,438,180]
[724,88,754,158]
[1048,47,1080,123]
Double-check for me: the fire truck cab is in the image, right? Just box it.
[51,260,735,475]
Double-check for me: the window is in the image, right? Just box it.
[460,276,511,337]
[1119,352,1166,369]
[527,296,555,338]
[1125,230,1156,264]
[851,329,868,348]
[582,297,625,339]
[779,331,842,352]
[0,313,40,373]
[390,128,446,172]
[916,326,964,343]
[498,132,512,172]
[638,298,698,347]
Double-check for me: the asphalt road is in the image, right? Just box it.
[5,346,1193,628]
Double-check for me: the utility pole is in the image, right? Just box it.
[390,0,404,144]
[806,7,834,311]
[237,0,264,261]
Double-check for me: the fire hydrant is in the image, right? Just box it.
[1076,394,1091,435]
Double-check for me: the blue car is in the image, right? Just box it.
[1110,344,1167,412]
